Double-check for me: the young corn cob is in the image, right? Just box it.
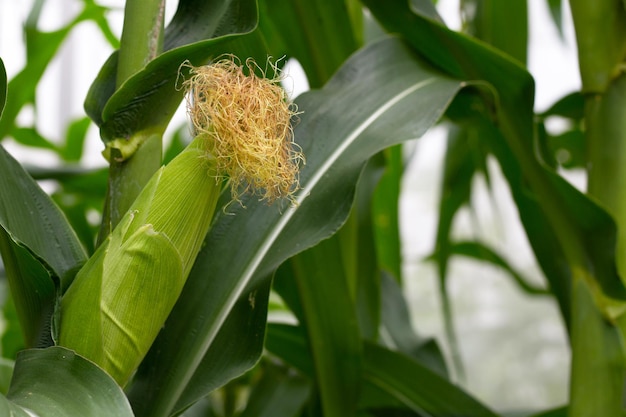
[58,56,303,386]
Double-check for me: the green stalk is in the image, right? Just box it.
[569,1,626,415]
[98,0,166,243]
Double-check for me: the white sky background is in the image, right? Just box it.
[0,0,581,412]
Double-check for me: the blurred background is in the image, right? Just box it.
[0,0,582,412]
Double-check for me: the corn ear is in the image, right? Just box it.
[59,136,221,386]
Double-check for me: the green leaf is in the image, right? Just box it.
[257,0,360,87]
[0,57,6,118]
[352,155,386,339]
[61,117,91,162]
[266,324,499,417]
[0,228,55,349]
[546,0,564,37]
[2,347,134,416]
[540,91,584,120]
[380,272,448,378]
[429,123,490,378]
[0,144,86,348]
[368,0,626,312]
[0,358,14,395]
[363,342,500,417]
[10,127,59,152]
[463,0,528,64]
[1,293,25,359]
[86,0,258,152]
[372,146,404,283]
[288,237,363,417]
[127,36,462,417]
[238,362,311,417]
[0,4,109,141]
[435,241,550,296]
[0,144,87,289]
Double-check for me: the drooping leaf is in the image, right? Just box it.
[127,36,462,417]
[367,0,626,314]
[380,272,448,378]
[363,342,500,417]
[265,324,500,417]
[2,347,134,416]
[0,228,55,349]
[429,240,550,296]
[0,145,87,290]
[0,144,87,348]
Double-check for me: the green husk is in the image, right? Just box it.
[59,136,221,386]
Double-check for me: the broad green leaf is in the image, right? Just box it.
[165,278,271,414]
[86,0,258,152]
[2,347,133,416]
[127,36,462,417]
[0,145,86,289]
[0,144,86,348]
[257,0,360,88]
[238,362,311,417]
[0,229,55,349]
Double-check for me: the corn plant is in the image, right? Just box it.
[0,0,625,416]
